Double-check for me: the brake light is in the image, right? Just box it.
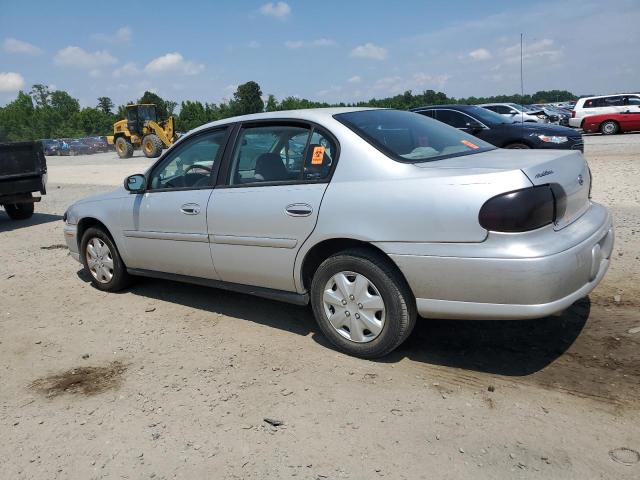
[479,185,566,232]
[571,110,576,118]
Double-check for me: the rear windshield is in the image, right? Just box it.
[335,109,495,163]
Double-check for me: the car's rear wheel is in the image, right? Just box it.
[80,227,130,292]
[310,248,416,358]
[600,120,619,135]
[4,195,34,220]
[505,142,530,149]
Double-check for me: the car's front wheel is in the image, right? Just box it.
[80,227,131,292]
[310,249,416,358]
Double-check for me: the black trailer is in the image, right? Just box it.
[0,141,47,220]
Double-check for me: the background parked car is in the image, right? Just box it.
[531,104,571,126]
[412,105,584,152]
[479,103,547,123]
[40,139,61,156]
[581,112,640,135]
[569,93,640,128]
[412,104,584,150]
[67,139,92,156]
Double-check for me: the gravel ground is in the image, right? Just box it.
[1,135,639,479]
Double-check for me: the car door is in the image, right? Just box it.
[208,121,337,292]
[120,127,230,279]
[432,108,488,140]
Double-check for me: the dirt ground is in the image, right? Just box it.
[1,134,639,479]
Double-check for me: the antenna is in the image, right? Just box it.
[520,33,524,125]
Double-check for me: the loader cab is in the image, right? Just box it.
[126,104,158,135]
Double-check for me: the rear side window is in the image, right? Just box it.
[335,109,494,163]
[435,109,469,128]
[228,124,337,185]
[603,96,624,107]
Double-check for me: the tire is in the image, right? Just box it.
[142,134,163,158]
[80,227,131,292]
[600,120,619,135]
[115,137,134,159]
[310,248,416,359]
[4,196,34,220]
[505,142,531,149]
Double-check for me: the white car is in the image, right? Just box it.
[569,94,640,128]
[479,103,546,123]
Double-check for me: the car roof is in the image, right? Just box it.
[578,93,639,101]
[477,103,519,107]
[411,104,475,111]
[186,107,379,136]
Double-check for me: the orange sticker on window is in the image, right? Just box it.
[311,146,325,165]
[461,139,480,149]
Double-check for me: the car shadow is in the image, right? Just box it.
[77,269,589,376]
[76,271,317,337]
[0,212,63,233]
[376,297,590,376]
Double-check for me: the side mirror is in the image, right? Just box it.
[124,174,146,193]
[508,110,519,115]
[465,121,484,132]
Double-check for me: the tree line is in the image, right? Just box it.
[0,80,577,143]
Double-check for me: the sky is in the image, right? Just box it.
[0,0,639,108]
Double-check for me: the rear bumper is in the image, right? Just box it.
[380,203,613,320]
[569,117,582,128]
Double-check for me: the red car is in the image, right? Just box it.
[581,112,640,135]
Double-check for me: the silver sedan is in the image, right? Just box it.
[63,108,613,358]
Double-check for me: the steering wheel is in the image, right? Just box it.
[184,164,212,174]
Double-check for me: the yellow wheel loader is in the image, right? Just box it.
[107,104,177,159]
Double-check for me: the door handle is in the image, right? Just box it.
[285,203,312,217]
[180,203,201,215]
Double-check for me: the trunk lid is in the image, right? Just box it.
[416,148,591,230]
[519,151,590,230]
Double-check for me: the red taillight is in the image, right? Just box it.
[571,110,576,118]
[479,185,566,233]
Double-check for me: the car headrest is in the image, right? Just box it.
[254,152,288,181]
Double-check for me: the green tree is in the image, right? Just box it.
[50,90,80,120]
[265,94,278,112]
[0,91,36,141]
[165,100,178,116]
[230,81,264,116]
[30,84,52,108]
[178,100,208,131]
[74,107,113,136]
[97,96,115,115]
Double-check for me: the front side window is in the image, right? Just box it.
[624,96,640,106]
[335,109,494,163]
[228,124,338,185]
[149,128,228,190]
[496,105,515,114]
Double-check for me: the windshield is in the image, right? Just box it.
[335,109,495,163]
[138,105,157,122]
[467,106,515,125]
[508,103,525,111]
